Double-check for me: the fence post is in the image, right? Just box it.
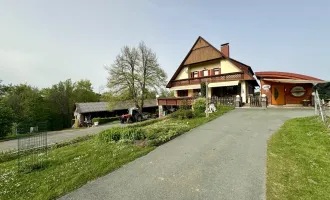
[261,94,267,109]
[235,95,241,107]
[205,80,209,118]
[313,92,317,115]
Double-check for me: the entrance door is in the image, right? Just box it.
[271,85,285,105]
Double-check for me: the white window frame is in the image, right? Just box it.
[214,68,220,75]
[203,70,208,76]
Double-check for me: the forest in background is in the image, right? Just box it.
[0,79,100,137]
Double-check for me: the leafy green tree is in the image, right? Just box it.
[159,88,174,98]
[0,78,100,132]
[0,80,5,97]
[74,79,99,102]
[315,82,330,99]
[45,79,75,130]
[0,101,15,137]
[3,84,48,125]
[107,41,167,112]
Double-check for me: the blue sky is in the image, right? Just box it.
[0,0,329,92]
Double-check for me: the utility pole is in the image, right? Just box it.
[205,79,209,118]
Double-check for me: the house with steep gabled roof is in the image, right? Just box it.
[158,36,258,107]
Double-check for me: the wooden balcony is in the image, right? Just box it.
[158,97,195,106]
[168,72,244,87]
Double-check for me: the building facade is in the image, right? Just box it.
[255,71,325,106]
[159,36,258,107]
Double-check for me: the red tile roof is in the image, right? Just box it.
[255,71,323,81]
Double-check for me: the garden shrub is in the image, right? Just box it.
[144,124,172,140]
[183,110,194,119]
[192,97,206,115]
[121,128,145,140]
[179,99,190,110]
[98,127,122,142]
[92,116,119,125]
[169,109,194,119]
[98,127,146,143]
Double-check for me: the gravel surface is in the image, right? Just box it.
[60,109,313,200]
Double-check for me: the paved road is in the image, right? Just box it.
[60,108,314,200]
[0,123,123,152]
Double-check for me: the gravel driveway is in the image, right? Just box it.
[0,123,124,152]
[60,108,314,200]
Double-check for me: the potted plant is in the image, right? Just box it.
[302,99,310,106]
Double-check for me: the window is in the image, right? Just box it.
[192,71,198,78]
[291,86,306,97]
[177,90,188,97]
[203,70,208,76]
[214,68,220,75]
[193,89,201,94]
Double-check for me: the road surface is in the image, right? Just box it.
[60,108,313,200]
[0,123,123,152]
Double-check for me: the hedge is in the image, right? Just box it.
[92,117,120,124]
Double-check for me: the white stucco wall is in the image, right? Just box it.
[174,59,242,81]
[175,66,189,80]
[220,59,241,74]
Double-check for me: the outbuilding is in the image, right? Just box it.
[73,99,158,124]
[255,71,326,106]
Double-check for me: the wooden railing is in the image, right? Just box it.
[158,96,236,106]
[249,96,262,107]
[209,96,235,106]
[157,97,195,106]
[169,72,244,87]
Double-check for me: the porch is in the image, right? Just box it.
[170,80,256,104]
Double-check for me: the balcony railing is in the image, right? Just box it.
[169,72,244,87]
[157,97,195,106]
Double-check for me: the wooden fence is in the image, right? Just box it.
[249,96,262,107]
[209,96,235,106]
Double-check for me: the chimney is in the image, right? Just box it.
[221,43,229,57]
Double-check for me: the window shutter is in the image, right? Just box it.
[212,69,215,76]
[190,72,193,78]
[219,68,221,74]
[208,70,211,76]
[199,71,203,77]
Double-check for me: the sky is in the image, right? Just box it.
[1,0,329,93]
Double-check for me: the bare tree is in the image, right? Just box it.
[107,46,140,109]
[137,42,167,110]
[107,42,167,112]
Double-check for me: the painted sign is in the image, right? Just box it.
[262,85,271,91]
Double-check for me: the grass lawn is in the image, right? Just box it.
[267,116,330,200]
[0,106,234,200]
